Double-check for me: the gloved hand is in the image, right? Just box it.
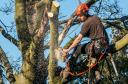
[56,48,68,62]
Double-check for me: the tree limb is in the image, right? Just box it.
[48,1,60,83]
[86,0,99,7]
[103,20,128,35]
[15,0,31,42]
[0,47,15,83]
[0,26,19,47]
[15,0,32,55]
[33,0,50,44]
[103,21,122,30]
[114,34,128,51]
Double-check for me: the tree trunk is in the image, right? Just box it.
[15,0,49,83]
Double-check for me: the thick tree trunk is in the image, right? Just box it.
[15,0,49,83]
[15,0,34,83]
[15,41,47,84]
[15,42,36,84]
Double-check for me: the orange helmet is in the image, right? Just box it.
[75,3,89,17]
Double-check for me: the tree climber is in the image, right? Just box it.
[62,2,109,83]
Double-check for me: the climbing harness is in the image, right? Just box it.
[65,48,107,77]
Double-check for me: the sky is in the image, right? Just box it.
[0,0,21,69]
[0,0,128,83]
[0,0,21,70]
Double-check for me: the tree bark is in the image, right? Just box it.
[15,0,32,56]
[48,1,60,84]
[110,34,128,53]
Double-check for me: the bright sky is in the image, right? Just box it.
[0,0,128,78]
[0,0,21,68]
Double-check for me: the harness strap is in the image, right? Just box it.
[66,50,106,77]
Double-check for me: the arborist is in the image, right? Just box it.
[62,2,109,83]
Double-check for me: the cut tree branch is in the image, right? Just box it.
[109,34,128,53]
[43,44,49,50]
[114,34,128,51]
[48,1,60,83]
